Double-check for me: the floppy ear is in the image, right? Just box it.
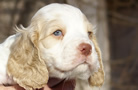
[7,29,49,90]
[89,35,104,87]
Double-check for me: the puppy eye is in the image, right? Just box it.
[53,30,62,36]
[88,31,92,38]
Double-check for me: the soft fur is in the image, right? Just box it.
[0,3,104,90]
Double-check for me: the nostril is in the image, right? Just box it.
[78,43,92,56]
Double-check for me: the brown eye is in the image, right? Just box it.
[88,31,92,37]
[53,30,62,36]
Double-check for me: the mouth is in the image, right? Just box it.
[54,61,90,73]
[50,55,92,79]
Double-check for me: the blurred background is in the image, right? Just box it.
[0,0,137,90]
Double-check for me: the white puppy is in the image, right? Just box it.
[0,3,104,90]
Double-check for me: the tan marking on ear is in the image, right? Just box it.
[89,35,104,87]
[7,31,49,90]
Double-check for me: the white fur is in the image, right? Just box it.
[0,3,100,90]
[0,35,16,84]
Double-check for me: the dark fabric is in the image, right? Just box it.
[48,78,75,90]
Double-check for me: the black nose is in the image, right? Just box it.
[78,43,92,56]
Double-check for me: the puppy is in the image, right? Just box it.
[0,3,104,90]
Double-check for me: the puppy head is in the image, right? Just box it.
[7,3,104,89]
[32,3,104,87]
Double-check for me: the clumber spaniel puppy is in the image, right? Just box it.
[0,3,104,90]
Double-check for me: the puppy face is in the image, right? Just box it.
[33,4,100,80]
[7,4,104,89]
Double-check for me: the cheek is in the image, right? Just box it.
[41,36,60,49]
